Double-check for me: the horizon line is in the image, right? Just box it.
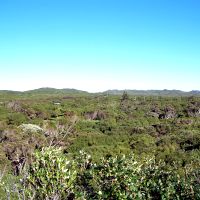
[0,87,199,93]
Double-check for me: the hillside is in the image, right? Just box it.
[24,87,88,95]
[104,89,200,96]
[0,88,200,96]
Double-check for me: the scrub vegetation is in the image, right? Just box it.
[0,88,200,199]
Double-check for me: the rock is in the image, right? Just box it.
[7,101,23,112]
[147,112,159,118]
[18,124,43,134]
[84,110,106,120]
[158,106,177,119]
[176,119,193,125]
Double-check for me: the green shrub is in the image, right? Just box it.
[7,113,28,126]
[25,147,77,199]
[1,147,200,199]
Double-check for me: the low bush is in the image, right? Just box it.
[1,147,200,199]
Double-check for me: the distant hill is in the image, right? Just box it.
[103,89,200,96]
[0,88,88,97]
[0,88,199,96]
[24,87,88,95]
[0,90,22,95]
[190,90,200,95]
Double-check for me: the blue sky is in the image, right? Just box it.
[0,0,200,92]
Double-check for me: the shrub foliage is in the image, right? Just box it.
[1,147,200,199]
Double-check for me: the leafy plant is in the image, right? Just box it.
[25,147,77,199]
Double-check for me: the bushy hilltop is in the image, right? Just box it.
[0,87,200,96]
[104,89,200,96]
[24,87,89,95]
[0,90,200,199]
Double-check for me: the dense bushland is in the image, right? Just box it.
[0,91,200,199]
[1,147,200,199]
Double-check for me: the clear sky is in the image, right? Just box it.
[0,0,199,92]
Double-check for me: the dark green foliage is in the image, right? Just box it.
[1,148,200,199]
[7,113,27,126]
